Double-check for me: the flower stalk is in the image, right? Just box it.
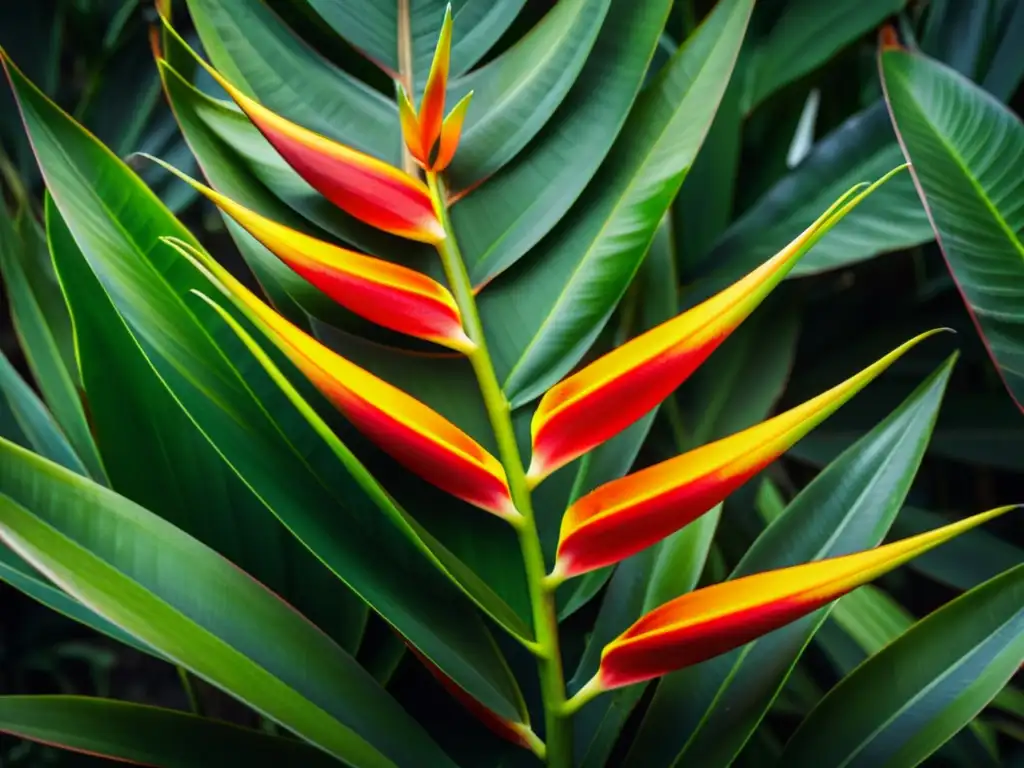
[427,172,573,766]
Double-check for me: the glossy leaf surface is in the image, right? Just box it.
[783,565,1024,767]
[882,39,1024,409]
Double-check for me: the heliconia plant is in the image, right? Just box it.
[0,2,1021,767]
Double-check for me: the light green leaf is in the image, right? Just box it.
[483,0,755,407]
[0,441,454,767]
[882,44,1024,409]
[3,51,525,724]
[782,564,1024,767]
[0,696,341,767]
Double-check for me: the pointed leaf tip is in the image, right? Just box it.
[553,330,946,578]
[164,238,515,518]
[158,17,443,243]
[598,505,1018,690]
[419,4,453,157]
[149,159,472,352]
[527,178,899,485]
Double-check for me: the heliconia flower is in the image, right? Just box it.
[397,7,473,172]
[590,505,1017,692]
[551,330,943,580]
[527,171,906,487]
[408,645,543,757]
[148,158,473,352]
[161,237,516,519]
[158,18,443,243]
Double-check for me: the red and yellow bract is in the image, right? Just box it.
[595,505,1016,690]
[525,178,896,486]
[397,7,473,172]
[158,18,443,243]
[163,238,515,519]
[552,329,943,579]
[151,159,472,352]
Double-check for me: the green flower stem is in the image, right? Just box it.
[427,172,572,767]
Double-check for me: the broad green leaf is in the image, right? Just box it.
[892,507,1024,591]
[46,196,367,655]
[0,697,340,767]
[184,0,399,162]
[0,442,455,767]
[708,103,931,279]
[980,0,1024,101]
[483,0,754,407]
[0,210,104,480]
[782,565,1024,767]
[0,349,84,475]
[446,0,610,190]
[742,0,908,111]
[451,0,672,285]
[570,297,798,767]
[881,45,1024,409]
[3,52,525,724]
[306,0,525,86]
[0,545,150,656]
[623,355,955,768]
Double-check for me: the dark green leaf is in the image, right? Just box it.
[0,442,454,767]
[483,0,755,406]
[0,697,341,768]
[451,0,672,285]
[782,564,1024,767]
[881,45,1024,409]
[623,355,955,768]
[446,0,611,189]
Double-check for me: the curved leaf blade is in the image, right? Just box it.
[881,38,1024,410]
[483,0,755,407]
[0,696,341,768]
[782,564,1024,767]
[0,441,455,767]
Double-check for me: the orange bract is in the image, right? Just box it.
[397,7,472,172]
[150,159,472,352]
[159,18,443,243]
[597,506,1016,690]
[552,330,944,579]
[164,239,515,520]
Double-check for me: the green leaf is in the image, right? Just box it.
[0,545,151,656]
[623,354,956,768]
[892,507,1024,591]
[708,103,932,279]
[45,195,368,655]
[743,0,908,112]
[782,564,1024,767]
[0,442,454,767]
[451,0,672,285]
[881,45,1024,409]
[306,0,525,86]
[0,697,342,767]
[0,349,85,476]
[446,0,611,190]
[483,0,754,407]
[184,0,399,162]
[0,210,104,480]
[3,50,524,725]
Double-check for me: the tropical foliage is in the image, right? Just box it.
[0,1,1022,766]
